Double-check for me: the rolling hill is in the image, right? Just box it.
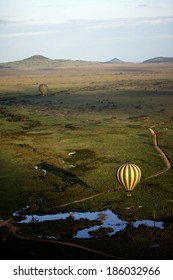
[0,55,101,69]
[104,58,125,64]
[142,56,173,63]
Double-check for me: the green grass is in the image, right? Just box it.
[0,91,172,218]
[0,63,173,259]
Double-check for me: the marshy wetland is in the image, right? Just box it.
[0,61,173,259]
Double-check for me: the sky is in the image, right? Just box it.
[0,0,173,63]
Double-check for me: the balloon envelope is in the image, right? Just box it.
[116,163,141,196]
[38,84,48,96]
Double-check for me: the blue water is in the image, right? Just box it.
[14,208,164,239]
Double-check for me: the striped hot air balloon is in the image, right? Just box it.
[38,84,48,96]
[116,163,141,196]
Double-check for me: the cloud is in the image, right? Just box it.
[138,4,148,8]
[1,15,173,31]
[0,18,25,25]
[67,16,173,31]
[0,30,56,38]
[137,16,173,25]
[0,16,172,39]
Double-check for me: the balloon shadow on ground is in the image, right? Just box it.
[38,161,98,192]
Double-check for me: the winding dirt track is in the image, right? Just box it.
[145,125,171,180]
[56,191,106,208]
[0,124,172,259]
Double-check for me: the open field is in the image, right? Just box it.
[0,62,173,259]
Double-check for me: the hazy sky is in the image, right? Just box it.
[0,0,173,62]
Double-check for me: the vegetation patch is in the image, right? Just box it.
[89,227,114,237]
[18,218,99,238]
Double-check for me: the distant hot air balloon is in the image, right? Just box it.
[38,84,48,96]
[116,163,141,196]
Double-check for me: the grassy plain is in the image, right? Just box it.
[0,62,173,259]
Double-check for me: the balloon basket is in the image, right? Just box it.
[126,192,132,197]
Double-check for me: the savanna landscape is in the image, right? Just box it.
[0,55,173,260]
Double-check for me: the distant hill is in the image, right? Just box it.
[23,55,51,62]
[142,56,173,63]
[1,55,173,68]
[104,58,125,64]
[0,55,127,68]
[0,55,100,69]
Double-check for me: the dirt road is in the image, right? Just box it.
[145,125,171,180]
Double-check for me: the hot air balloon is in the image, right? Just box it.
[116,163,141,196]
[38,84,48,96]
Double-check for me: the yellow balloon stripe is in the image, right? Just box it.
[129,164,135,190]
[125,164,130,190]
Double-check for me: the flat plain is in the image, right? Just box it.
[0,61,173,259]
